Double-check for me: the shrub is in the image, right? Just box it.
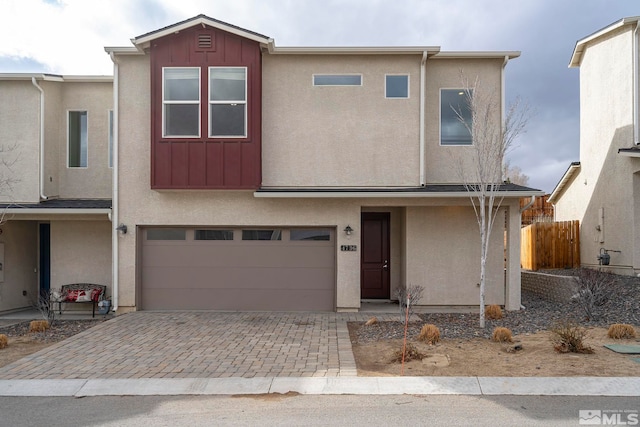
[364,317,378,326]
[485,305,503,320]
[551,321,594,354]
[0,334,7,349]
[29,320,49,333]
[418,324,441,344]
[573,268,614,321]
[392,343,425,363]
[607,324,637,339]
[396,284,425,324]
[491,327,513,343]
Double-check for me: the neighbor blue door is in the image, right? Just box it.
[39,223,50,297]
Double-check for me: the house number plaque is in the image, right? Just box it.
[340,245,357,251]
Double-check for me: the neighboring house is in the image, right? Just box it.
[549,16,640,275]
[0,15,541,314]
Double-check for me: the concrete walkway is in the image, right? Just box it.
[0,310,639,396]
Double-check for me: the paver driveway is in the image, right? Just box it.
[0,311,401,380]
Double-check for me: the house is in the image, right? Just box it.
[549,16,640,275]
[0,15,542,314]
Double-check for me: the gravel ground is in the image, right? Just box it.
[353,269,640,343]
[0,319,106,343]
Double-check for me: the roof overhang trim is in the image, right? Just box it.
[570,16,640,67]
[1,208,112,215]
[254,189,544,199]
[548,162,581,204]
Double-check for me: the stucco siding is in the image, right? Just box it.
[0,221,38,312]
[262,54,421,187]
[0,81,40,203]
[57,82,113,199]
[49,220,112,293]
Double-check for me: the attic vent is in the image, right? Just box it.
[195,32,215,51]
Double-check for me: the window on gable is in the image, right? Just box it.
[163,67,200,137]
[108,110,113,168]
[68,111,88,168]
[209,67,247,137]
[385,75,409,98]
[440,89,473,145]
[313,74,362,86]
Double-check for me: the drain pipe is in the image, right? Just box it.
[31,77,48,200]
[419,50,427,186]
[520,195,536,213]
[109,52,119,312]
[634,21,639,145]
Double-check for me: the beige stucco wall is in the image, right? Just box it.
[0,81,40,203]
[555,25,638,273]
[0,221,38,312]
[49,220,112,293]
[262,54,421,187]
[57,82,113,199]
[42,80,62,198]
[404,205,506,306]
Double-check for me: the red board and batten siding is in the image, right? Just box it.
[150,25,262,189]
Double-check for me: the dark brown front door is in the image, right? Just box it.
[361,212,390,299]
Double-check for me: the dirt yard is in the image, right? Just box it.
[349,324,640,377]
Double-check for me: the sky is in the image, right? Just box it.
[1,0,639,193]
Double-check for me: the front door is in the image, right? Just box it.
[361,212,390,299]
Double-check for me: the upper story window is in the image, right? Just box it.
[440,89,473,145]
[209,67,247,138]
[68,110,88,168]
[313,74,362,86]
[385,75,409,98]
[163,67,200,138]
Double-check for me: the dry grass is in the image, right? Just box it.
[0,334,7,349]
[392,343,426,363]
[418,324,441,344]
[492,327,513,343]
[551,321,594,354]
[485,305,503,320]
[29,320,50,333]
[364,317,378,326]
[607,324,637,339]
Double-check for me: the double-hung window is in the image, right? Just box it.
[68,111,88,167]
[209,67,247,137]
[440,89,473,145]
[163,67,200,137]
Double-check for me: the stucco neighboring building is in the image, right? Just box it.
[550,16,640,275]
[0,15,541,314]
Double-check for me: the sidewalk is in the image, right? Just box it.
[1,376,639,397]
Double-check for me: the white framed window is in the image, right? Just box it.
[313,74,362,86]
[108,110,113,168]
[162,67,200,138]
[440,89,473,145]
[385,74,409,98]
[209,67,247,138]
[68,110,88,168]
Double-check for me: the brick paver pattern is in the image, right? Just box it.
[0,311,402,380]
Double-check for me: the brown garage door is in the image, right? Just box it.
[141,227,335,311]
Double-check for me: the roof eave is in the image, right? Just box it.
[432,51,520,60]
[268,46,441,55]
[254,190,545,199]
[570,16,640,68]
[548,162,581,204]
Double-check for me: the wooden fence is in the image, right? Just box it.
[521,220,580,271]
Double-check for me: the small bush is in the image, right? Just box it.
[0,334,8,349]
[364,317,378,326]
[607,324,637,339]
[573,268,614,321]
[485,305,503,320]
[392,343,425,363]
[418,324,441,344]
[551,321,594,354]
[491,327,513,343]
[396,284,425,324]
[29,320,49,333]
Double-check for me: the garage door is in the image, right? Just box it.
[141,227,335,311]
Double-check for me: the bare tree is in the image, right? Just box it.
[503,159,529,186]
[0,142,21,225]
[452,75,529,328]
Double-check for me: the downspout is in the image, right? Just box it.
[501,55,508,161]
[419,51,427,186]
[520,195,536,213]
[109,52,119,312]
[31,77,48,200]
[634,21,639,145]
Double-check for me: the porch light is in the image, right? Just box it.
[116,223,128,234]
[344,225,353,235]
